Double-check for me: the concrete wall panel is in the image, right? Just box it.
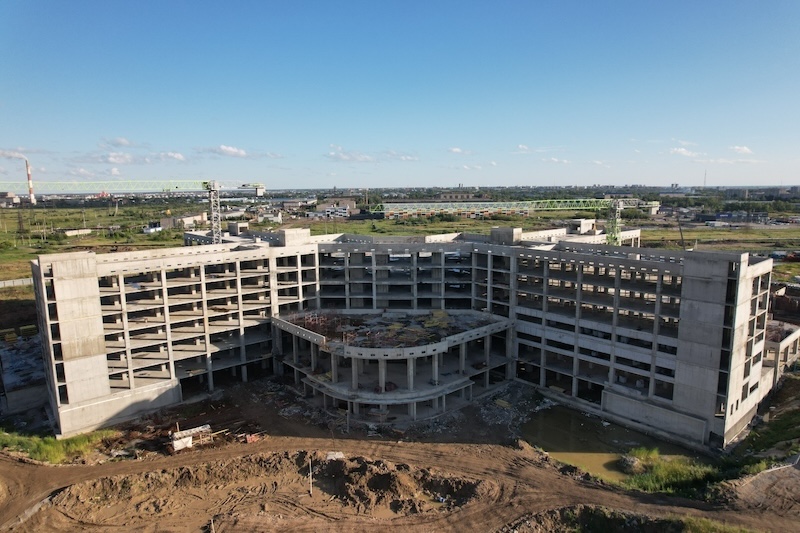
[604,390,707,443]
[58,381,181,437]
[62,354,110,403]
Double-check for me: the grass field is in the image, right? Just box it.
[3,206,800,331]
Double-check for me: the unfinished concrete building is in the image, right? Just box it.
[32,226,776,448]
[273,310,513,422]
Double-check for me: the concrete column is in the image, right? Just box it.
[484,335,491,388]
[160,269,177,382]
[234,261,247,383]
[292,334,300,384]
[409,402,417,420]
[608,268,621,385]
[412,253,418,310]
[537,347,545,387]
[331,353,338,383]
[506,328,515,379]
[352,401,360,416]
[351,359,359,391]
[371,252,378,311]
[311,343,318,372]
[378,359,386,392]
[442,393,446,413]
[198,268,214,393]
[485,334,491,360]
[407,357,415,391]
[117,274,134,390]
[205,356,214,391]
[432,354,439,385]
[272,324,283,357]
[460,343,466,374]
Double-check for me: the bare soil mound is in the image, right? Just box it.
[49,450,488,529]
[499,505,685,533]
[725,464,800,516]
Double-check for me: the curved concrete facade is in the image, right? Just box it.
[273,311,513,422]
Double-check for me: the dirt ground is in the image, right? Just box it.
[1,379,799,532]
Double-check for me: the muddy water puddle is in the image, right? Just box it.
[521,404,703,482]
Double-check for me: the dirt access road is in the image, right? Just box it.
[0,378,800,532]
[0,437,798,531]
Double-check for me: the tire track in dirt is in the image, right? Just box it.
[2,437,796,532]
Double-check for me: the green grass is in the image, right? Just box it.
[641,224,800,252]
[620,446,777,499]
[681,516,756,533]
[773,261,800,282]
[740,409,800,452]
[0,428,118,463]
[627,446,661,462]
[622,448,717,496]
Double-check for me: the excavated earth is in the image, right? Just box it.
[2,379,799,532]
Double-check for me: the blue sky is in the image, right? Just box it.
[1,1,798,191]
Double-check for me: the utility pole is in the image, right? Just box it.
[308,455,313,496]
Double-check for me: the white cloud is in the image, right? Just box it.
[384,150,418,162]
[514,144,563,154]
[490,161,497,167]
[449,147,464,154]
[110,137,131,147]
[459,164,482,171]
[110,167,121,176]
[543,157,570,164]
[676,139,696,146]
[699,158,763,165]
[70,168,95,177]
[106,152,134,164]
[0,149,27,160]
[98,137,136,149]
[669,147,699,157]
[218,145,247,157]
[591,160,611,168]
[198,144,249,158]
[160,151,186,161]
[325,145,374,162]
[730,145,753,155]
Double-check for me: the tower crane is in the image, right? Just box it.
[0,179,266,246]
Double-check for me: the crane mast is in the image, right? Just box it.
[203,181,222,244]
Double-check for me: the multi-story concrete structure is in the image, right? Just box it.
[32,226,777,448]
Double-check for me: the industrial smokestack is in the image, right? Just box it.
[26,159,36,205]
